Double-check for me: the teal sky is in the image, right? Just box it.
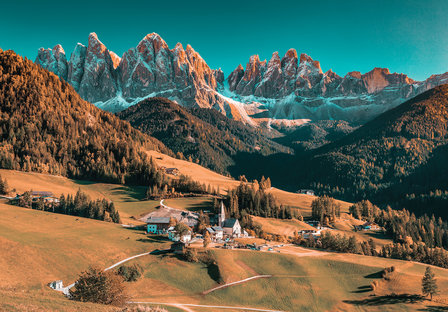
[1,0,448,80]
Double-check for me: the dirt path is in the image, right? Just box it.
[202,275,272,295]
[130,301,284,312]
[56,252,153,296]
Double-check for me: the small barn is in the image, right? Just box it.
[49,280,63,290]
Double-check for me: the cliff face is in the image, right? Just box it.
[225,49,448,123]
[36,33,448,124]
[35,32,231,115]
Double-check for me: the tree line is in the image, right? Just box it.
[221,176,301,220]
[15,189,121,223]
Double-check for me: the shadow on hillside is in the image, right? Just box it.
[137,235,170,244]
[185,198,213,212]
[108,185,146,201]
[418,305,448,311]
[364,270,386,279]
[364,231,390,241]
[351,285,373,293]
[344,294,424,306]
[228,152,304,191]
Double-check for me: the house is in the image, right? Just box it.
[169,230,192,243]
[146,217,171,234]
[178,211,199,228]
[49,280,63,290]
[299,229,321,239]
[164,168,179,176]
[206,226,224,240]
[358,221,381,231]
[296,189,315,196]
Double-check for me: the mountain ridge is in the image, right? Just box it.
[35,32,448,126]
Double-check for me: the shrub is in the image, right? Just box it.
[70,267,128,306]
[117,264,143,282]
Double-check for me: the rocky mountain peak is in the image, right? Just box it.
[298,53,322,75]
[227,64,245,91]
[35,45,68,81]
[281,49,298,77]
[109,51,121,69]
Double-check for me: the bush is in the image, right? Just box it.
[184,248,199,263]
[117,264,143,282]
[70,267,128,306]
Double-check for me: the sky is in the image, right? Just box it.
[1,0,448,81]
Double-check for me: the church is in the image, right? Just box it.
[218,202,242,237]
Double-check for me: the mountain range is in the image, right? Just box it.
[36,32,448,125]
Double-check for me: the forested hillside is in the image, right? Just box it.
[117,97,290,174]
[308,85,448,217]
[0,49,170,185]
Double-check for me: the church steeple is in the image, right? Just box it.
[218,201,226,227]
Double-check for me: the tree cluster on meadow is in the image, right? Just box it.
[222,177,301,220]
[16,189,121,223]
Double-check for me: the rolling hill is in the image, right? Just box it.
[117,97,290,174]
[2,198,448,311]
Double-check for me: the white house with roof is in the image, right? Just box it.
[206,226,224,240]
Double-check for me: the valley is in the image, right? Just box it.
[1,163,446,311]
[2,6,448,310]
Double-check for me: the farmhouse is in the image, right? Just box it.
[299,229,322,239]
[160,166,180,176]
[169,230,192,243]
[146,217,171,234]
[357,221,381,231]
[206,226,224,240]
[296,189,315,196]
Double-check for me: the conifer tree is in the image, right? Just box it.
[422,266,438,300]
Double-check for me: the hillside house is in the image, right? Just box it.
[296,189,315,196]
[169,230,192,243]
[206,226,224,240]
[160,167,179,176]
[146,217,171,234]
[299,229,322,239]
[49,280,63,290]
[358,221,381,231]
[31,191,54,198]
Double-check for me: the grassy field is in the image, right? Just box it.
[2,198,448,311]
[2,169,448,311]
[251,216,315,236]
[163,196,214,212]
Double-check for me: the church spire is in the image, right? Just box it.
[219,201,226,227]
